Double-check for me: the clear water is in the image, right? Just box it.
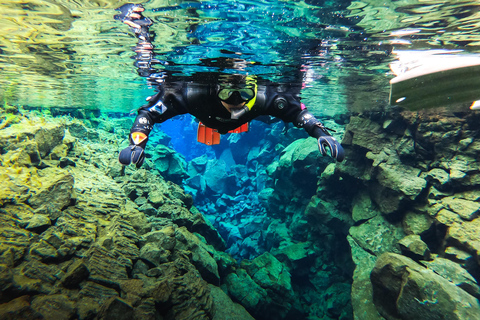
[3,1,480,319]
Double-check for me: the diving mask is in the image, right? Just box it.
[218,88,255,103]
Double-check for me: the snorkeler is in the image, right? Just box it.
[115,3,345,168]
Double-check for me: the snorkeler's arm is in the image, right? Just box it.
[294,109,345,162]
[264,89,345,161]
[119,90,188,168]
[114,3,156,77]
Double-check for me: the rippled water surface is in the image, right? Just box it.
[1,0,480,114]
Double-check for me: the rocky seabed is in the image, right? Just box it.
[1,105,480,320]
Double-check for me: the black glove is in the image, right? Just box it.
[313,124,345,162]
[114,3,152,30]
[318,135,345,162]
[119,145,145,168]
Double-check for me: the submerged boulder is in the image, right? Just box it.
[371,252,480,320]
[28,169,75,214]
[226,252,296,319]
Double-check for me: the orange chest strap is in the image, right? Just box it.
[197,122,249,145]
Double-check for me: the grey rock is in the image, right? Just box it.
[61,259,89,288]
[97,297,134,320]
[349,214,405,256]
[398,234,431,261]
[352,190,380,222]
[421,256,480,299]
[425,168,450,190]
[31,294,75,320]
[0,295,41,320]
[25,214,51,232]
[371,252,480,320]
[347,236,384,320]
[225,269,267,311]
[441,196,480,220]
[402,211,433,235]
[139,242,169,267]
[376,163,426,201]
[28,171,74,213]
[210,285,255,320]
[34,124,65,158]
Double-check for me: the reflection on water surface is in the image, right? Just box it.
[1,0,480,114]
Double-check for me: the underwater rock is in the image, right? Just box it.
[398,234,431,261]
[28,169,74,213]
[204,159,236,195]
[347,236,384,320]
[441,196,480,220]
[34,124,66,158]
[0,263,13,298]
[325,282,353,319]
[86,245,129,288]
[0,215,36,265]
[31,294,76,320]
[272,242,313,271]
[342,116,387,154]
[29,240,59,262]
[67,122,99,141]
[190,210,226,251]
[349,214,405,256]
[351,190,380,222]
[97,297,134,320]
[241,252,295,318]
[60,259,89,288]
[167,180,194,209]
[420,255,480,299]
[151,145,189,184]
[78,281,119,316]
[139,242,170,267]
[225,269,267,313]
[0,296,41,320]
[150,257,214,319]
[0,120,64,162]
[175,226,220,285]
[402,210,433,235]
[25,214,51,233]
[425,168,450,190]
[376,163,426,201]
[49,143,68,160]
[371,252,480,320]
[305,196,353,232]
[210,285,254,320]
[273,138,329,199]
[441,215,480,258]
[14,259,64,295]
[3,140,42,167]
[187,154,209,176]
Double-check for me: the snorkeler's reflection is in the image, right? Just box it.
[114,3,344,168]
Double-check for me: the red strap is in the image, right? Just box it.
[228,123,249,134]
[197,123,221,145]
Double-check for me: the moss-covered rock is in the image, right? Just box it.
[371,252,480,320]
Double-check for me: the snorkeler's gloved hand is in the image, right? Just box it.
[313,125,345,162]
[118,131,148,168]
[114,3,152,30]
[119,145,146,168]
